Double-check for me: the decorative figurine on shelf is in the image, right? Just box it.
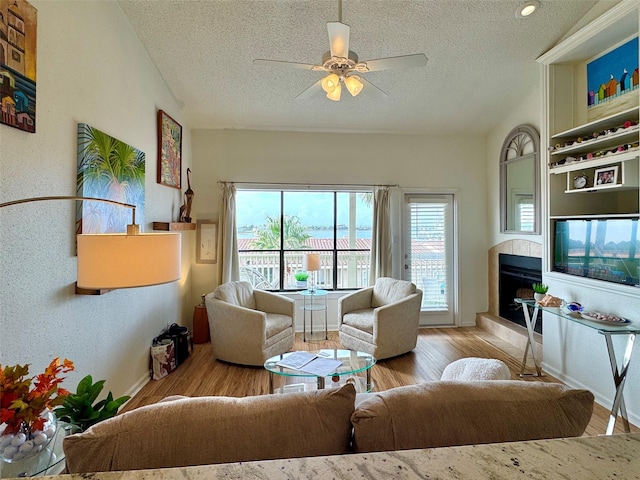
[179,168,194,223]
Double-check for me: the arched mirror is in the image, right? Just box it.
[500,125,540,234]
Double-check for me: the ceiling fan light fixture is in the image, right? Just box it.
[321,73,340,94]
[326,81,342,101]
[516,0,540,18]
[344,75,363,96]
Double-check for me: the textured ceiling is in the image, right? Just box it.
[118,0,603,135]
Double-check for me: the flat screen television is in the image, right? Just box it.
[554,218,639,287]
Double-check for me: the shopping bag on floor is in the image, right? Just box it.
[154,323,193,366]
[150,339,176,380]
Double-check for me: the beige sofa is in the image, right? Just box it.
[64,381,594,473]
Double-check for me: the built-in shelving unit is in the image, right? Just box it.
[152,222,196,231]
[537,0,639,288]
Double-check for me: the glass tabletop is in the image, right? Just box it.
[515,298,640,335]
[299,289,328,297]
[264,349,375,378]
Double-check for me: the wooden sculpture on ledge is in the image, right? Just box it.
[179,168,194,223]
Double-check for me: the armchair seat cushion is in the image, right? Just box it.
[342,309,375,333]
[265,313,294,338]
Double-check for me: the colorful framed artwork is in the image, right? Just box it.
[594,166,618,187]
[76,123,146,234]
[587,36,639,119]
[197,220,218,264]
[0,0,38,133]
[157,110,182,189]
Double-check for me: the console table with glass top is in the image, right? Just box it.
[514,298,638,435]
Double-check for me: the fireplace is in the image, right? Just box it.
[498,254,542,334]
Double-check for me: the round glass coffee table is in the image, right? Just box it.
[264,349,375,394]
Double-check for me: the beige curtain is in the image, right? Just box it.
[217,182,240,284]
[370,186,391,284]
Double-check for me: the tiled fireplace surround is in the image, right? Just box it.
[476,239,543,357]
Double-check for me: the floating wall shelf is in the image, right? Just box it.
[152,222,196,231]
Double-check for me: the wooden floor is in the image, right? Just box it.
[123,327,638,437]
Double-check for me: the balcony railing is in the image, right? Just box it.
[238,250,448,309]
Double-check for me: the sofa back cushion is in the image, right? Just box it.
[351,381,594,453]
[64,383,356,473]
[214,280,256,309]
[371,277,416,307]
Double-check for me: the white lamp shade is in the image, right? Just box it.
[344,75,363,97]
[77,233,181,289]
[326,82,342,101]
[321,73,340,93]
[302,253,321,272]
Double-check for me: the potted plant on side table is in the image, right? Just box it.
[295,271,309,289]
[532,283,549,302]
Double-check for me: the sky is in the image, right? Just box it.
[236,190,373,229]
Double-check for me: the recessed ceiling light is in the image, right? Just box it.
[516,0,540,18]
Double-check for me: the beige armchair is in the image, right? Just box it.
[338,277,423,360]
[205,281,294,366]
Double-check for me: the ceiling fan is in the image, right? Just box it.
[253,1,428,101]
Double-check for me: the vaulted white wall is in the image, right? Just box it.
[190,129,489,327]
[0,0,193,397]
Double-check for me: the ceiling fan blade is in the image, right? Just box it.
[327,21,350,59]
[253,59,319,70]
[358,53,428,72]
[360,77,388,99]
[296,79,323,100]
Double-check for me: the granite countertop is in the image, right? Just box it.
[39,432,640,480]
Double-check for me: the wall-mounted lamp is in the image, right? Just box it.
[0,196,181,295]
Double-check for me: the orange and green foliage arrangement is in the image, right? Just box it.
[0,358,74,434]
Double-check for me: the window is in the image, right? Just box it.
[236,188,373,291]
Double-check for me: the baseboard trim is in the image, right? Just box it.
[542,361,640,428]
[123,373,151,408]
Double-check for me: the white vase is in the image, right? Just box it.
[534,292,546,302]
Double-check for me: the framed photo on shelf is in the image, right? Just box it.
[594,166,618,187]
[157,110,182,189]
[197,219,218,264]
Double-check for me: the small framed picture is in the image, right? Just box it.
[594,166,618,187]
[197,220,218,264]
[157,110,182,189]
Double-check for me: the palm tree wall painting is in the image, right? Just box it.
[76,123,145,234]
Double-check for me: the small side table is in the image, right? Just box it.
[300,289,328,342]
[192,295,210,344]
